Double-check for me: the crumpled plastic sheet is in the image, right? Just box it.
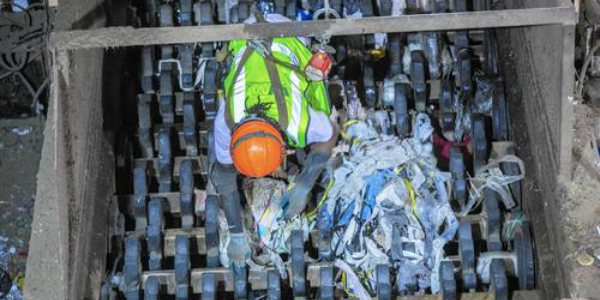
[335,259,372,300]
[325,113,458,294]
[345,121,379,141]
[225,0,239,23]
[382,74,411,107]
[243,179,288,247]
[0,236,22,300]
[476,252,517,284]
[367,110,392,135]
[472,75,497,115]
[346,83,365,120]
[218,208,232,268]
[218,178,314,279]
[441,46,454,79]
[343,0,362,19]
[0,284,23,300]
[461,155,525,216]
[391,0,405,16]
[402,33,441,79]
[453,94,471,142]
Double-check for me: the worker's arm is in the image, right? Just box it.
[286,109,339,217]
[212,105,250,268]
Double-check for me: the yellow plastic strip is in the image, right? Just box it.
[340,120,361,143]
[305,178,334,220]
[404,178,418,218]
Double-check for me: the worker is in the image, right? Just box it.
[210,12,339,269]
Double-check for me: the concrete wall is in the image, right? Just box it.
[24,1,115,299]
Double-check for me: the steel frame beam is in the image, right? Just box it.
[49,6,576,51]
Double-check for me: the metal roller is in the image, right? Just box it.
[454,31,469,50]
[182,94,199,156]
[450,146,466,208]
[175,235,191,300]
[233,265,248,300]
[458,50,473,96]
[434,0,447,12]
[159,4,174,62]
[410,50,427,112]
[472,114,488,173]
[484,189,503,252]
[202,60,219,120]
[199,2,214,25]
[388,34,402,77]
[363,64,376,108]
[285,0,296,20]
[459,221,477,291]
[317,205,332,260]
[267,270,281,300]
[201,273,217,300]
[379,0,392,16]
[144,0,157,27]
[453,0,467,12]
[484,30,500,75]
[440,80,454,135]
[492,83,509,141]
[157,129,173,193]
[395,83,409,138]
[159,3,173,27]
[137,94,154,158]
[180,0,193,26]
[490,259,509,300]
[144,276,159,300]
[179,45,194,88]
[159,70,175,124]
[360,0,373,17]
[123,238,141,300]
[515,221,535,290]
[439,261,457,300]
[320,265,335,300]
[376,264,391,300]
[291,230,306,298]
[141,47,155,93]
[147,198,164,271]
[500,143,522,208]
[133,166,148,230]
[179,159,195,229]
[275,0,286,16]
[238,1,250,22]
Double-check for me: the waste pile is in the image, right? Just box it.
[99,0,537,299]
[323,114,457,295]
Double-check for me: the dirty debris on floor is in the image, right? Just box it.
[0,118,43,300]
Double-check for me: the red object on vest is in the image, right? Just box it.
[305,50,333,81]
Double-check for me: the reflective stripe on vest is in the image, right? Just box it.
[225,39,310,147]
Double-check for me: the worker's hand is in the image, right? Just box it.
[286,182,312,218]
[228,232,250,269]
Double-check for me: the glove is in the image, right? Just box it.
[286,151,330,217]
[228,232,250,268]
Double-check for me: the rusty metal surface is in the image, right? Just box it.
[49,6,576,51]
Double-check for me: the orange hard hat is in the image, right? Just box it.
[230,119,285,177]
